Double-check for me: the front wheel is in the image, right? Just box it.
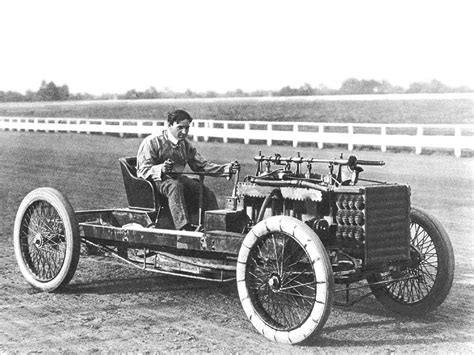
[237,216,334,344]
[367,206,454,315]
[13,187,80,292]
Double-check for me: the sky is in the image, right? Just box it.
[0,0,473,95]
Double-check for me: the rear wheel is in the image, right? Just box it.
[367,206,454,315]
[13,188,80,292]
[237,216,334,344]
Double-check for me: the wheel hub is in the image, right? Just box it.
[409,245,424,267]
[268,274,281,291]
[33,233,44,248]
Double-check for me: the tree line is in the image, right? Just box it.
[0,78,472,103]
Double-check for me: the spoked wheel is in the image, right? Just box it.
[13,188,80,292]
[367,206,454,315]
[237,216,334,344]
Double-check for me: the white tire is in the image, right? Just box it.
[237,216,334,344]
[13,187,80,292]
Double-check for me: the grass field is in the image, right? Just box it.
[0,95,473,124]
[1,130,472,270]
[1,130,473,352]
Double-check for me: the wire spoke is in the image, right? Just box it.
[279,280,316,292]
[19,201,67,281]
[380,217,443,305]
[281,269,311,288]
[246,229,317,330]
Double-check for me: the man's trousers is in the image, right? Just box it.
[155,175,218,229]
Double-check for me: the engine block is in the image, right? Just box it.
[334,184,411,266]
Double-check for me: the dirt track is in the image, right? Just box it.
[1,131,473,353]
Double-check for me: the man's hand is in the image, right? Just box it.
[230,160,240,172]
[162,159,174,174]
[224,161,240,180]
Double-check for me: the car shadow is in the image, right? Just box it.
[60,256,464,349]
[63,273,236,296]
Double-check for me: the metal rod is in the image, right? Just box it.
[249,177,329,192]
[254,155,385,166]
[155,251,236,271]
[81,239,236,282]
[358,178,387,184]
[334,275,419,293]
[198,174,204,226]
[334,289,374,307]
[346,283,349,304]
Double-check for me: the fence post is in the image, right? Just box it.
[85,119,91,135]
[192,121,198,142]
[119,120,124,137]
[102,120,107,135]
[293,123,298,148]
[204,121,210,142]
[415,126,423,155]
[267,123,272,146]
[155,121,162,136]
[348,124,354,151]
[381,126,387,152]
[223,122,228,143]
[244,123,250,144]
[137,121,144,138]
[318,124,324,149]
[45,119,51,132]
[454,127,462,158]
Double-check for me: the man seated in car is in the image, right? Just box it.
[137,109,237,231]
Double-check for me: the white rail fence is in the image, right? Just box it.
[1,116,472,157]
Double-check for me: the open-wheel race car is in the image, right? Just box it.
[14,152,455,345]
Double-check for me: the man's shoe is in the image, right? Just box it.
[180,224,196,232]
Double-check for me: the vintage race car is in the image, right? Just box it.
[13,152,455,345]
